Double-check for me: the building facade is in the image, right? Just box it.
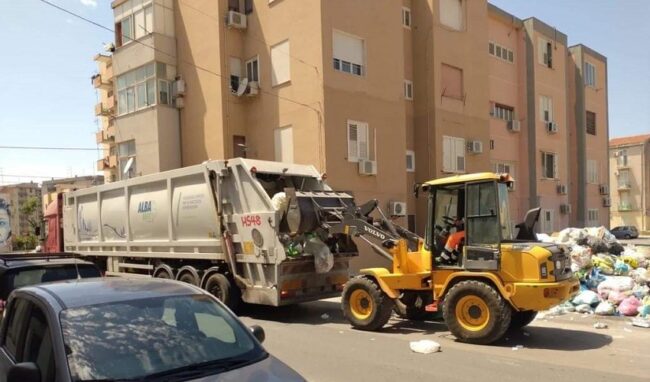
[0,182,42,239]
[609,134,650,234]
[95,0,610,268]
[41,176,105,214]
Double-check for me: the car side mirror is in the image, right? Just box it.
[8,362,40,382]
[250,325,265,343]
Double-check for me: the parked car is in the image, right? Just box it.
[610,226,639,239]
[0,278,305,382]
[0,253,101,314]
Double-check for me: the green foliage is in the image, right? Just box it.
[13,234,38,250]
[19,196,41,234]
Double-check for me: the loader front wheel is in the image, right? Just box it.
[442,280,511,345]
[342,277,394,331]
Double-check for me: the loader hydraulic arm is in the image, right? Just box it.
[326,199,421,261]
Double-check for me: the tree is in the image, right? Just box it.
[19,196,41,236]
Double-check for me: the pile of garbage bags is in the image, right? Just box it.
[538,227,650,320]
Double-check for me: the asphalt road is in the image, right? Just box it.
[239,298,650,382]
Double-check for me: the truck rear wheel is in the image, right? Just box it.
[204,273,241,311]
[442,280,511,344]
[509,310,537,330]
[342,276,394,331]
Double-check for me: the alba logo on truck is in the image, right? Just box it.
[137,200,155,222]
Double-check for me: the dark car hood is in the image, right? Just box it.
[190,355,305,382]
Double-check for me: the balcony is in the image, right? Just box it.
[96,155,118,171]
[617,204,636,212]
[94,96,116,117]
[617,183,632,191]
[95,129,116,144]
[92,74,112,91]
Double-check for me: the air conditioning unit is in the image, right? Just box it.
[614,151,620,157]
[556,184,567,195]
[603,197,611,207]
[467,140,483,154]
[174,96,185,109]
[388,201,407,217]
[559,204,569,214]
[599,184,609,195]
[547,121,558,134]
[246,81,259,97]
[227,10,247,29]
[358,159,377,176]
[174,79,186,96]
[507,120,521,132]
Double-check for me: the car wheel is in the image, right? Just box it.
[624,234,631,239]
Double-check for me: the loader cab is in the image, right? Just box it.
[423,173,515,270]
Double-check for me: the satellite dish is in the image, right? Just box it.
[123,157,134,176]
[236,78,249,97]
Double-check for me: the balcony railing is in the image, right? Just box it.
[617,183,631,191]
[96,155,118,171]
[617,204,635,212]
[92,74,112,90]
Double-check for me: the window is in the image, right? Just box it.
[347,120,375,162]
[586,111,596,135]
[233,135,247,158]
[466,182,500,245]
[118,140,136,179]
[584,62,596,87]
[402,7,411,28]
[587,160,598,184]
[404,80,413,100]
[22,306,55,382]
[117,62,172,115]
[115,3,153,47]
[490,140,495,150]
[246,56,259,83]
[541,151,557,179]
[229,57,242,92]
[538,38,553,68]
[493,162,515,190]
[587,209,599,226]
[406,150,415,172]
[4,299,29,359]
[616,150,628,167]
[541,209,554,233]
[488,41,514,63]
[539,95,553,122]
[617,169,630,188]
[274,126,294,163]
[443,136,465,173]
[490,103,514,121]
[333,30,364,76]
[441,64,463,100]
[440,0,463,31]
[229,0,253,14]
[271,40,291,86]
[244,0,253,14]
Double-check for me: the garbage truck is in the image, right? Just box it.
[55,158,358,309]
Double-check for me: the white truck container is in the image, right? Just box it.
[63,158,358,307]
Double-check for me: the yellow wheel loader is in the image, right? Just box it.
[333,173,579,344]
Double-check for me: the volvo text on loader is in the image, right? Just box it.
[336,172,579,344]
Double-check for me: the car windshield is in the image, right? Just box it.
[60,294,264,381]
[0,264,100,300]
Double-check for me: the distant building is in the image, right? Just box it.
[0,182,42,238]
[609,134,650,234]
[41,175,105,214]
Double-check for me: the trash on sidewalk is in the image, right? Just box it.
[409,340,441,354]
[593,322,608,329]
[511,345,524,351]
[631,317,650,328]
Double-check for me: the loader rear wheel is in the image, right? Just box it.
[205,273,241,311]
[342,277,394,331]
[509,310,537,330]
[442,280,511,345]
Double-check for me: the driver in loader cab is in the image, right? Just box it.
[433,185,465,266]
[439,217,465,265]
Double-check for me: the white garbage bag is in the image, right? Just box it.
[271,192,289,212]
[305,236,334,274]
[409,340,441,354]
[572,290,600,305]
[570,245,592,269]
[594,301,616,316]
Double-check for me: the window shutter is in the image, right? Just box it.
[455,137,465,172]
[358,123,369,160]
[553,154,558,179]
[443,136,452,171]
[348,122,358,161]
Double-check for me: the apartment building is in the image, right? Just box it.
[0,182,42,238]
[93,54,118,182]
[94,0,609,268]
[609,134,650,234]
